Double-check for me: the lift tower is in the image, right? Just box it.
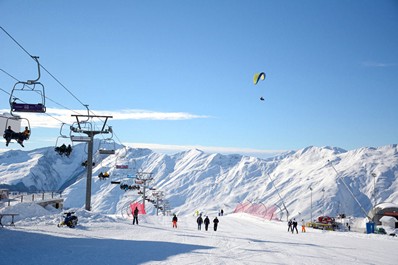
[70,114,113,211]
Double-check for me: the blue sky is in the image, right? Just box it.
[0,0,397,158]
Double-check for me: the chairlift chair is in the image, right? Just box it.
[98,138,116,155]
[115,157,130,169]
[54,123,73,156]
[70,121,92,143]
[9,56,46,115]
[3,115,31,147]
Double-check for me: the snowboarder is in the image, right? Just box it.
[288,219,292,232]
[204,216,210,231]
[220,209,224,216]
[301,219,306,233]
[197,215,203,230]
[292,218,298,234]
[172,214,178,228]
[133,207,139,225]
[213,217,219,231]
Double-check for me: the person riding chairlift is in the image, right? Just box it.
[3,126,29,147]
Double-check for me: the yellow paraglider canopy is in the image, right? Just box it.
[253,72,266,85]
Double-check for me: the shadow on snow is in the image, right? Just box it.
[0,229,213,265]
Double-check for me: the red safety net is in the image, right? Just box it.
[234,202,278,220]
[130,202,146,215]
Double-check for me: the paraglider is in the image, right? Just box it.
[253,72,266,85]
[253,72,266,101]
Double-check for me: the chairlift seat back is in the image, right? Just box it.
[71,135,91,142]
[99,149,116,155]
[11,103,46,113]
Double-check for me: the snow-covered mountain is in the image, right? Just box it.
[1,143,397,220]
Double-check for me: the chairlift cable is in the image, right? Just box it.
[2,26,129,150]
[0,87,11,96]
[1,86,64,125]
[0,26,33,58]
[1,67,81,117]
[1,67,90,128]
[0,68,20,81]
[1,26,87,109]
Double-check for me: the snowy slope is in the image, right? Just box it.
[1,144,398,220]
[1,204,398,265]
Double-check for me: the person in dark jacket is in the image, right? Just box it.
[133,207,139,225]
[292,218,298,234]
[288,219,292,232]
[172,214,178,228]
[204,216,210,231]
[197,215,203,230]
[213,217,219,231]
[4,126,15,146]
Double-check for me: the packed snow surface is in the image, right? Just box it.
[1,204,397,265]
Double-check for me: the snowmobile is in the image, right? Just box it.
[57,211,78,228]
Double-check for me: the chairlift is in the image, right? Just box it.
[2,114,31,147]
[115,157,130,169]
[55,123,73,156]
[119,179,140,192]
[98,138,116,155]
[9,56,46,115]
[70,121,92,143]
[98,171,110,180]
[111,181,121,184]
[81,160,95,167]
[135,179,144,185]
[97,156,111,180]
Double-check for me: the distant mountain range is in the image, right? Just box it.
[1,143,397,219]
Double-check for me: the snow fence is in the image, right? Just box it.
[233,202,278,220]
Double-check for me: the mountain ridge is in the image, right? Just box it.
[1,144,397,219]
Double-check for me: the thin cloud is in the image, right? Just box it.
[0,108,210,128]
[104,109,210,121]
[362,61,397,67]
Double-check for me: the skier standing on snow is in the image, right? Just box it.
[197,215,203,230]
[204,216,210,231]
[133,207,139,225]
[172,214,178,228]
[213,217,219,231]
[292,218,298,234]
[301,219,306,233]
[288,219,292,232]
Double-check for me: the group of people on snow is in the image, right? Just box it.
[196,214,219,231]
[130,208,221,231]
[288,218,306,233]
